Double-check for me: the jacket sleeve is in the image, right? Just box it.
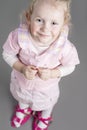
[2,29,20,67]
[60,40,80,66]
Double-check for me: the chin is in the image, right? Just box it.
[39,39,52,45]
[40,42,51,46]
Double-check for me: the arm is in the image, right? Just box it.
[53,65,75,78]
[2,30,37,80]
[38,65,75,80]
[2,51,37,80]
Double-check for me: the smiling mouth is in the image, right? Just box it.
[38,33,50,37]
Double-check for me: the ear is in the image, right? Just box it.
[25,11,31,25]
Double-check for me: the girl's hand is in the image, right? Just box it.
[51,68,61,78]
[38,67,61,80]
[38,68,51,80]
[22,65,38,80]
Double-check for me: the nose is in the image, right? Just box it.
[41,22,50,32]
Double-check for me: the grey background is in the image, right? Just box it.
[0,0,87,130]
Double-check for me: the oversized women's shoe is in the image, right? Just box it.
[11,105,33,127]
[33,111,52,130]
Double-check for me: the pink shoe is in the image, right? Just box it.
[33,111,52,130]
[11,105,33,127]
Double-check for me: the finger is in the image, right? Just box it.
[38,67,48,72]
[30,65,38,70]
[41,76,49,80]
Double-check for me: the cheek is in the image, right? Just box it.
[30,23,38,35]
[31,24,39,33]
[52,28,60,37]
[52,25,63,37]
[31,26,36,34]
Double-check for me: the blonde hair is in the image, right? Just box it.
[24,0,71,26]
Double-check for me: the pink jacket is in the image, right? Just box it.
[3,24,80,110]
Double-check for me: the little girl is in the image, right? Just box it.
[2,0,80,130]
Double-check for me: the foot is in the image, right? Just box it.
[33,111,52,130]
[11,105,32,127]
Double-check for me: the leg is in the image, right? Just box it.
[33,106,54,130]
[11,102,32,127]
[38,106,53,128]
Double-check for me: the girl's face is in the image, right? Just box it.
[29,2,65,47]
